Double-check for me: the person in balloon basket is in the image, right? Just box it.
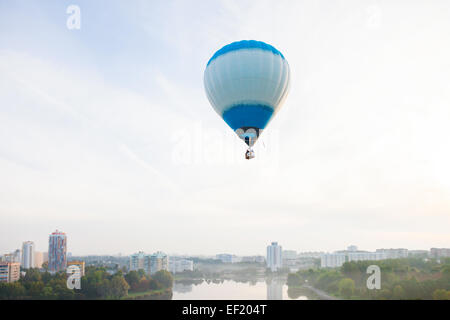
[245,148,255,160]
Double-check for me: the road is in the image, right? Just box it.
[303,284,340,300]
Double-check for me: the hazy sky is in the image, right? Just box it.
[1,0,449,256]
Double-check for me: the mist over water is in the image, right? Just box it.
[172,279,309,300]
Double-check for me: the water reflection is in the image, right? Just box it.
[173,282,193,294]
[172,279,308,300]
[266,279,283,300]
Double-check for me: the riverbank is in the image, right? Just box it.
[123,288,172,300]
[302,285,339,300]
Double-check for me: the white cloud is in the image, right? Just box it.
[0,1,450,255]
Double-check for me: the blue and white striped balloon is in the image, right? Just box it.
[204,40,290,149]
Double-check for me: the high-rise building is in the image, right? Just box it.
[34,251,44,268]
[48,230,67,272]
[13,249,21,263]
[267,242,282,272]
[43,252,48,263]
[129,251,169,274]
[0,262,20,283]
[21,241,35,269]
[129,251,148,273]
[150,251,169,274]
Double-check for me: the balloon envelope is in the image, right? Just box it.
[204,40,290,147]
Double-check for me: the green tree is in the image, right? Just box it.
[137,269,146,279]
[153,270,174,288]
[42,286,57,299]
[377,288,392,300]
[22,268,42,283]
[149,278,161,290]
[98,279,111,298]
[80,267,110,299]
[48,278,75,300]
[392,285,405,299]
[125,271,140,291]
[441,265,450,280]
[109,275,130,299]
[27,281,44,298]
[287,273,302,287]
[41,271,52,284]
[133,278,151,292]
[338,278,355,299]
[0,282,26,299]
[432,289,450,300]
[287,287,305,299]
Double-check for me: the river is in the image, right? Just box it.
[172,279,311,300]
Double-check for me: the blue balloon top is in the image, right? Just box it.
[207,40,285,66]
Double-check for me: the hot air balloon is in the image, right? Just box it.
[204,40,291,159]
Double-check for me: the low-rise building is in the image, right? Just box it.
[347,252,386,262]
[321,246,387,268]
[375,248,408,259]
[430,248,450,259]
[0,262,20,283]
[241,255,265,263]
[408,250,429,257]
[282,250,297,260]
[169,258,194,274]
[297,252,324,259]
[216,254,240,263]
[1,249,21,263]
[321,253,347,268]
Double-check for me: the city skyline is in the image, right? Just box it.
[1,232,447,257]
[1,1,450,255]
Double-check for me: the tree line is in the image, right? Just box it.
[0,266,174,300]
[287,257,450,300]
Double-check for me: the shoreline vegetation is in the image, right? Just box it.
[123,288,173,300]
[3,257,449,300]
[0,266,174,300]
[287,257,450,300]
